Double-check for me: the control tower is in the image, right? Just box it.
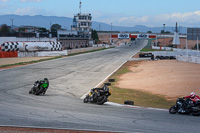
[71,1,92,38]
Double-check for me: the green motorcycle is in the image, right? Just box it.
[29,78,49,95]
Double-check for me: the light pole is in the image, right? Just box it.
[110,23,112,44]
[197,29,199,51]
[10,19,14,29]
[186,28,188,56]
[163,24,165,46]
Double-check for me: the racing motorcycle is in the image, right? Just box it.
[83,85,111,105]
[169,97,200,116]
[29,78,49,95]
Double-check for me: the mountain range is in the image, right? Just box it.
[0,14,187,33]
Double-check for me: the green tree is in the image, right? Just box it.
[0,24,10,33]
[165,31,171,34]
[50,24,61,37]
[18,27,25,32]
[38,27,48,33]
[92,29,98,39]
[147,31,152,33]
[161,30,171,34]
[91,29,99,44]
[51,24,61,31]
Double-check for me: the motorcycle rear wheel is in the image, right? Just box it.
[169,105,177,114]
[35,88,44,95]
[97,95,107,105]
[191,111,200,116]
[191,106,200,116]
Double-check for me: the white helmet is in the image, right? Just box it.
[190,92,196,98]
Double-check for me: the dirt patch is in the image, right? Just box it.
[0,65,24,70]
[0,57,53,66]
[0,126,111,133]
[0,57,56,70]
[116,60,200,100]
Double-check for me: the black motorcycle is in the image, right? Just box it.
[29,79,49,95]
[169,98,200,116]
[83,85,111,105]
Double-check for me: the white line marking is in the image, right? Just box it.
[105,102,168,111]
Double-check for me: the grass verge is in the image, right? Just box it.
[0,47,114,69]
[107,60,175,109]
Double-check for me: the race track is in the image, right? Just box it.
[0,40,200,133]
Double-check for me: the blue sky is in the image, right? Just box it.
[1,0,200,27]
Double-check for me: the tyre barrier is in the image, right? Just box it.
[139,53,152,58]
[155,56,176,60]
[108,79,115,82]
[124,100,134,105]
[104,82,111,86]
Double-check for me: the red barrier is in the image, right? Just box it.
[111,35,118,38]
[149,35,156,38]
[130,34,138,38]
[0,51,18,58]
[111,34,156,39]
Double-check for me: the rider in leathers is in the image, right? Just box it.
[183,92,200,104]
[179,92,200,113]
[29,78,49,95]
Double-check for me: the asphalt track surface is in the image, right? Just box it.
[0,40,200,133]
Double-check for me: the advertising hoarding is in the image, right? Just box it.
[118,33,129,39]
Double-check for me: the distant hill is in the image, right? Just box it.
[0,14,187,33]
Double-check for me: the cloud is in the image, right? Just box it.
[0,0,10,10]
[14,7,49,16]
[153,11,200,26]
[20,0,45,2]
[0,0,9,2]
[93,10,200,27]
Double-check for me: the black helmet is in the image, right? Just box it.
[44,78,48,81]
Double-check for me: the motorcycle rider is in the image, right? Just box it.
[89,85,108,102]
[183,92,200,105]
[179,92,200,113]
[29,78,49,95]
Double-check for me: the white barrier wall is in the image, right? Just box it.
[176,55,200,64]
[93,44,111,48]
[18,50,67,57]
[152,46,200,56]
[151,46,200,64]
[1,41,62,52]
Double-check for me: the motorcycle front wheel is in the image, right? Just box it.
[83,97,89,103]
[169,105,177,114]
[97,95,107,105]
[83,95,89,103]
[191,106,200,116]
